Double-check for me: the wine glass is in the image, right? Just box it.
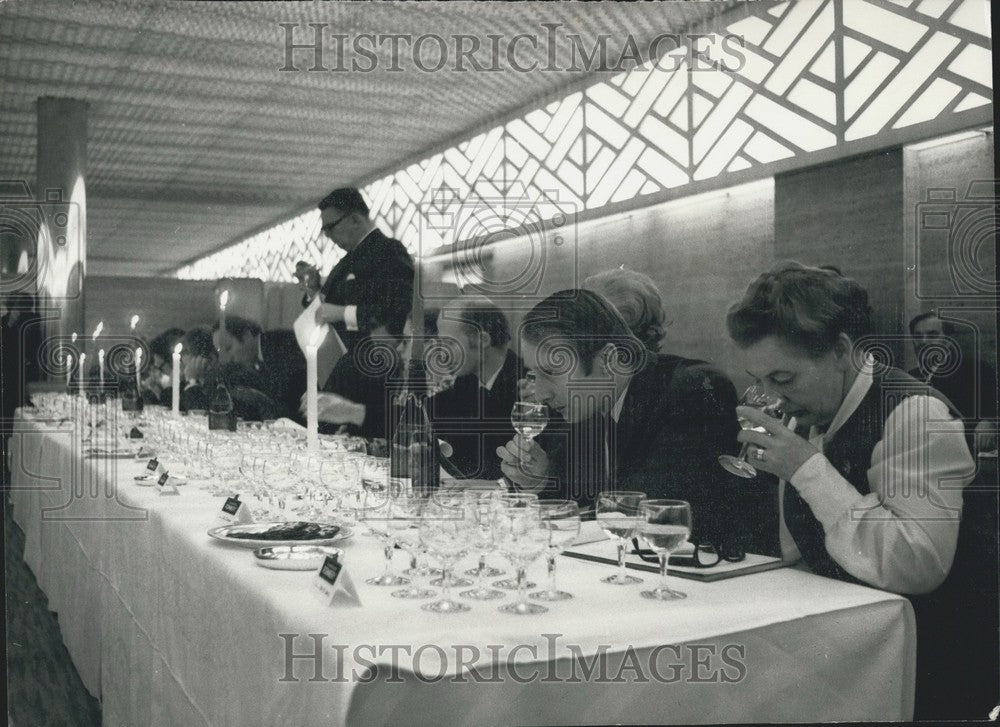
[596,491,646,585]
[492,493,539,590]
[419,495,473,613]
[718,384,785,479]
[361,492,409,587]
[510,401,548,442]
[638,499,692,601]
[493,501,550,615]
[529,500,581,601]
[388,494,436,599]
[459,489,505,601]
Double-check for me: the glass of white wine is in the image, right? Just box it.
[718,384,785,479]
[595,491,647,585]
[637,499,692,601]
[510,401,548,442]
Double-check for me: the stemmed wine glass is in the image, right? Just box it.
[388,494,436,599]
[511,401,548,442]
[492,493,539,590]
[718,384,785,479]
[493,501,550,615]
[361,491,409,587]
[637,499,692,601]
[529,500,581,601]
[459,489,505,601]
[419,495,473,613]
[596,491,646,585]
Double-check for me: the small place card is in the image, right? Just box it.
[217,495,253,525]
[313,554,361,607]
[155,471,180,496]
[146,458,163,474]
[128,426,144,439]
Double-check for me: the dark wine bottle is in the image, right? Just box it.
[389,360,439,494]
[120,375,144,412]
[208,382,237,431]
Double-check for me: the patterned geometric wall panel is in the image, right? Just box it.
[177,0,992,281]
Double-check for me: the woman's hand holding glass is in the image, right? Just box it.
[719,384,787,479]
[735,405,819,482]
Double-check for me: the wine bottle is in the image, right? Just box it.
[208,382,236,431]
[120,375,144,412]
[389,360,439,494]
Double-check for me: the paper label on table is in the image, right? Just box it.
[146,458,164,474]
[155,471,180,496]
[217,496,253,525]
[294,297,346,385]
[314,554,361,607]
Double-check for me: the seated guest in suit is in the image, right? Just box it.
[583,267,668,352]
[908,311,997,453]
[311,187,415,354]
[212,316,306,422]
[425,296,523,480]
[142,328,185,406]
[726,262,991,720]
[497,289,748,551]
[177,326,218,411]
[310,314,411,440]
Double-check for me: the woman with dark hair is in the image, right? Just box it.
[726,261,993,720]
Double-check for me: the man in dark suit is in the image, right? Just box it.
[497,289,762,552]
[311,187,414,354]
[212,316,305,422]
[909,311,997,453]
[426,296,523,480]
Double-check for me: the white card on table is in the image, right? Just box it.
[217,496,254,525]
[145,458,165,475]
[314,554,361,607]
[155,471,180,496]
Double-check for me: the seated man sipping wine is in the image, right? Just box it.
[725,262,992,721]
[497,289,753,553]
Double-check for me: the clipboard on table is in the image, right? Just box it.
[294,297,347,386]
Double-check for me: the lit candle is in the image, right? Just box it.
[66,353,74,389]
[78,353,86,395]
[71,332,78,344]
[219,290,229,330]
[135,347,143,395]
[98,349,106,392]
[305,328,322,452]
[172,343,182,416]
[130,314,140,334]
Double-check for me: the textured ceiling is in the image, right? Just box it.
[0,0,734,277]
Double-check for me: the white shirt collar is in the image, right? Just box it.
[481,354,505,392]
[809,355,874,445]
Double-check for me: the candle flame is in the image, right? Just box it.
[98,348,105,358]
[71,332,78,343]
[79,353,86,362]
[130,314,140,329]
[220,290,229,308]
[135,347,142,359]
[174,343,183,354]
[92,321,104,339]
[66,353,73,366]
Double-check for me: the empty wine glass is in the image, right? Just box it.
[459,489,505,601]
[492,493,539,590]
[493,502,550,615]
[361,491,409,587]
[638,499,692,601]
[718,384,785,479]
[419,495,473,613]
[530,500,581,601]
[596,491,646,585]
[388,494,436,599]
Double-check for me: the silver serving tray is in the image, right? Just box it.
[207,521,352,549]
[253,545,344,571]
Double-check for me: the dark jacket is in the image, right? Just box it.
[540,353,767,552]
[909,357,997,437]
[322,343,405,441]
[316,229,414,352]
[427,350,524,480]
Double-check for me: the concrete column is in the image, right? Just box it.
[36,96,87,350]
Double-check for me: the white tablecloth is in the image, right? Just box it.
[8,413,916,725]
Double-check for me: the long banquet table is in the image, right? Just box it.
[8,411,916,725]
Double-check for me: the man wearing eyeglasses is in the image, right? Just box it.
[311,187,415,354]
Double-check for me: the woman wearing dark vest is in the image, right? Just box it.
[725,262,995,721]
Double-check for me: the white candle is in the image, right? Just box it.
[306,328,321,452]
[98,349,106,392]
[66,353,73,388]
[172,343,182,416]
[135,348,143,394]
[219,290,229,330]
[78,353,86,395]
